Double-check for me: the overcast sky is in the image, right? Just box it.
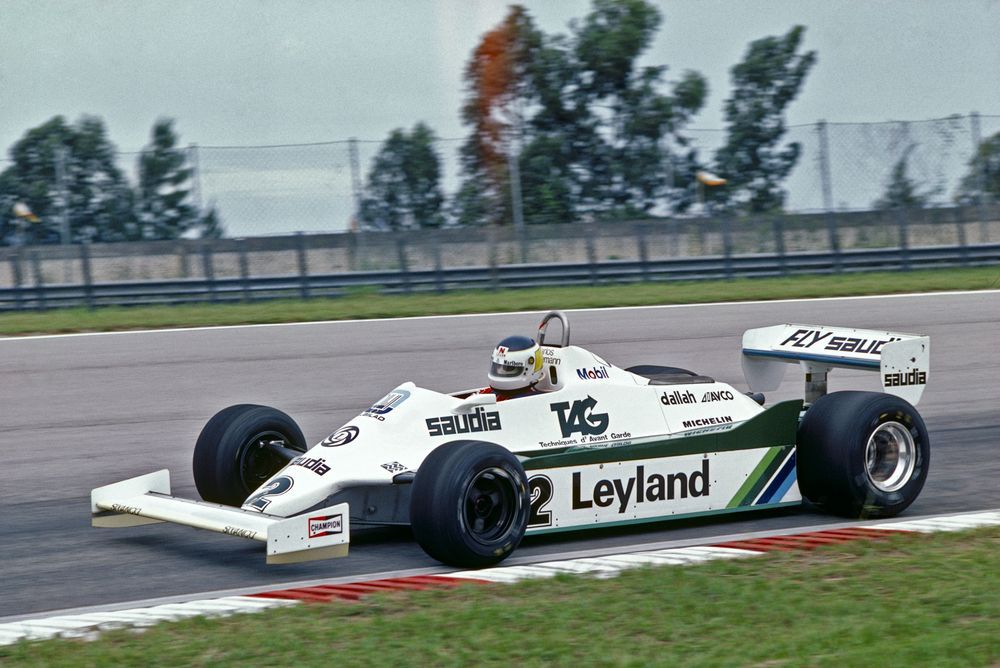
[3,0,998,154]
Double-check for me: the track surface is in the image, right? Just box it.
[2,292,998,616]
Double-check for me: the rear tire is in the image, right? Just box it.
[193,404,307,507]
[797,391,929,518]
[410,440,529,568]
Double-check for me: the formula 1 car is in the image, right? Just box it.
[92,311,931,568]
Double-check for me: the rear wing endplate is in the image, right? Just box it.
[91,470,350,564]
[741,324,929,405]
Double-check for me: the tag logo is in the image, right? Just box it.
[550,396,609,438]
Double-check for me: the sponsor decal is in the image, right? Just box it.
[779,329,900,356]
[681,415,734,429]
[701,390,735,402]
[381,461,407,474]
[426,406,502,437]
[528,475,554,528]
[111,503,142,516]
[495,346,508,357]
[362,389,411,421]
[244,475,293,512]
[290,456,331,476]
[550,396,609,438]
[308,514,343,538]
[661,390,696,405]
[541,348,561,366]
[884,369,927,387]
[576,366,609,381]
[322,425,359,447]
[538,438,579,448]
[572,460,711,513]
[222,525,257,539]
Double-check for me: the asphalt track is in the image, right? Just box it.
[2,292,998,617]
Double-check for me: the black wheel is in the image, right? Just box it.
[410,440,529,568]
[797,391,929,519]
[193,404,307,507]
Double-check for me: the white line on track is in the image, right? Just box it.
[2,289,998,342]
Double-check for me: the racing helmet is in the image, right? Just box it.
[488,335,544,391]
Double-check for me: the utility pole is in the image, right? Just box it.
[349,138,362,231]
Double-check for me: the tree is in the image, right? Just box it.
[873,147,929,210]
[361,123,444,229]
[570,0,706,216]
[135,119,199,239]
[0,115,135,243]
[456,1,707,225]
[956,131,1000,205]
[456,5,545,225]
[712,25,817,213]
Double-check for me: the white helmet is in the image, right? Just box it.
[488,335,544,391]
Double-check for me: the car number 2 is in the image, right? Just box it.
[528,475,553,528]
[244,475,294,512]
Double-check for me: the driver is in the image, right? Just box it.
[485,335,545,400]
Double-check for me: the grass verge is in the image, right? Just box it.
[3,526,997,666]
[1,266,998,336]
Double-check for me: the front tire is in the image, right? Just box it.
[193,404,307,507]
[797,391,929,518]
[410,440,529,568]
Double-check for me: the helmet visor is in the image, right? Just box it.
[490,361,524,378]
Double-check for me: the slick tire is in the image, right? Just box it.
[797,391,929,519]
[193,404,307,507]
[410,440,530,568]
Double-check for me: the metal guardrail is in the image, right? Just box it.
[2,242,998,311]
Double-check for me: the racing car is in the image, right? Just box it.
[92,311,931,568]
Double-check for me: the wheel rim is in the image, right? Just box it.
[864,421,917,493]
[238,430,295,493]
[462,467,521,545]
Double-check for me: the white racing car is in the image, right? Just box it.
[92,311,931,568]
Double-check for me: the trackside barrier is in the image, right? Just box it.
[1,242,997,311]
[1,205,998,311]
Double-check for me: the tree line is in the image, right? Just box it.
[0,117,220,245]
[3,0,997,242]
[362,1,999,229]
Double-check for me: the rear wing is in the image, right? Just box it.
[741,324,929,405]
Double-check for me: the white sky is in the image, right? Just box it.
[3,0,998,153]
[1,1,998,234]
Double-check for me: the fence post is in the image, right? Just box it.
[896,207,910,271]
[10,251,24,311]
[722,216,734,279]
[818,120,842,272]
[31,250,46,311]
[970,112,989,241]
[178,242,190,278]
[517,223,528,264]
[239,239,251,302]
[432,234,444,294]
[772,216,787,275]
[635,223,649,282]
[396,235,411,294]
[201,242,216,303]
[80,242,94,309]
[488,227,499,291]
[585,224,598,285]
[295,231,310,299]
[955,207,969,266]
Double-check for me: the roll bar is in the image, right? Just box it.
[538,311,570,347]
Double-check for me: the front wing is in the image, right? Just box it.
[91,470,350,564]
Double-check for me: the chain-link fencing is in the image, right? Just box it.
[2,114,998,241]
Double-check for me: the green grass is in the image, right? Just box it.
[3,526,997,666]
[1,266,998,336]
